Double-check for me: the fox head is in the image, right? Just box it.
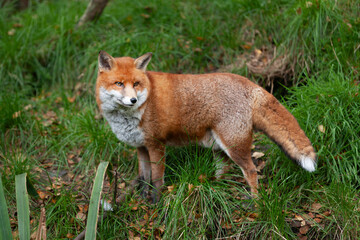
[96,51,152,112]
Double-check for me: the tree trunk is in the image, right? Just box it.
[76,0,110,29]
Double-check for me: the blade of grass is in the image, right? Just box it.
[15,173,30,240]
[0,174,13,240]
[85,161,109,240]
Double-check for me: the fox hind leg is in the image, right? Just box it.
[213,131,258,196]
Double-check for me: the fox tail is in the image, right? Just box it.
[253,92,316,172]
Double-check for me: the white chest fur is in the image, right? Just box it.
[99,87,147,147]
[103,110,145,147]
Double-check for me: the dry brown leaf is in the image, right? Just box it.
[67,96,76,103]
[144,213,149,221]
[188,183,194,192]
[318,125,325,133]
[8,29,16,36]
[75,212,86,221]
[66,233,75,238]
[322,210,331,217]
[307,212,315,219]
[221,222,232,229]
[254,48,262,57]
[241,43,253,50]
[299,225,309,234]
[12,111,21,119]
[141,13,150,18]
[24,104,32,111]
[13,23,23,28]
[78,204,88,213]
[167,185,175,193]
[198,174,206,183]
[37,191,50,200]
[131,206,138,211]
[118,182,126,189]
[299,236,308,240]
[246,217,255,222]
[305,1,313,7]
[252,152,265,159]
[311,202,322,212]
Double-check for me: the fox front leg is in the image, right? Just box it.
[147,145,166,203]
[137,147,151,199]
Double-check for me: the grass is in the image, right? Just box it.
[1,0,359,239]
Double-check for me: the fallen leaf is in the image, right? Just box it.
[141,13,150,18]
[252,152,265,159]
[254,48,262,57]
[248,212,259,219]
[78,204,89,213]
[307,212,315,218]
[314,218,322,223]
[318,125,325,133]
[299,236,308,240]
[8,29,16,36]
[221,221,232,229]
[322,210,331,217]
[67,96,76,103]
[311,202,322,212]
[167,185,175,193]
[12,111,21,119]
[299,225,309,234]
[24,104,32,111]
[241,43,253,50]
[37,191,50,200]
[13,23,23,28]
[66,233,75,238]
[188,184,194,192]
[198,174,206,183]
[76,212,86,221]
[246,217,255,222]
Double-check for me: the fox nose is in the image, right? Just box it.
[130,98,137,104]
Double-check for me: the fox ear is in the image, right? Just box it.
[134,52,152,72]
[98,51,115,72]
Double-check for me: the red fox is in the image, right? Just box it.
[96,51,316,202]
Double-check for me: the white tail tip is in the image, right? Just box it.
[300,156,316,172]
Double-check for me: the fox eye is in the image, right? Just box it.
[115,82,124,87]
[133,82,140,87]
